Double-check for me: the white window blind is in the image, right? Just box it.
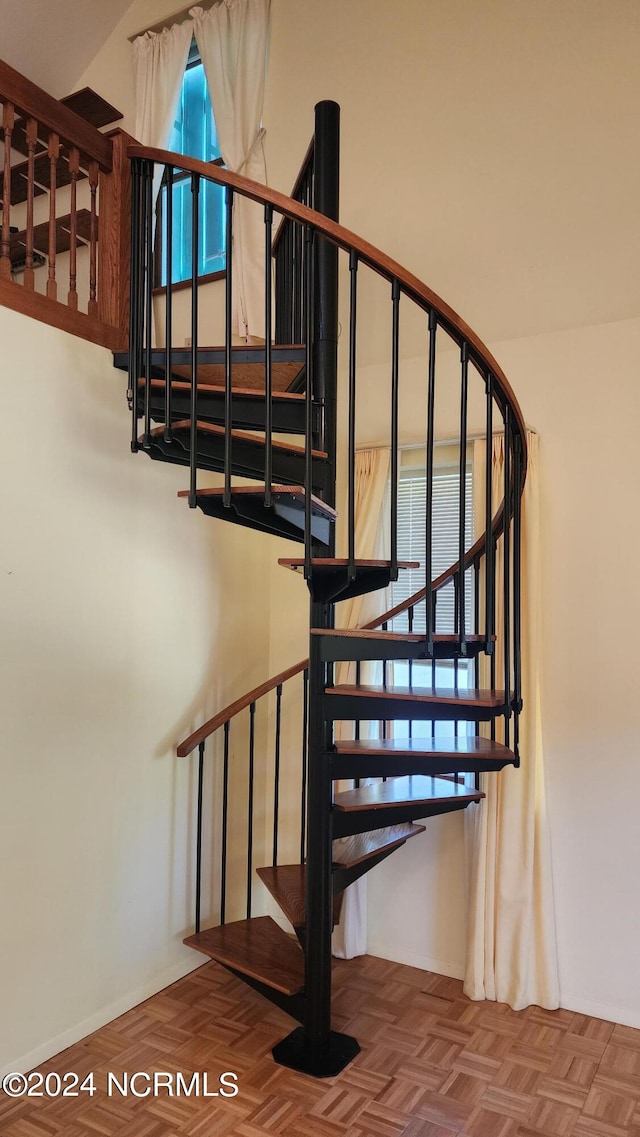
[391,466,474,634]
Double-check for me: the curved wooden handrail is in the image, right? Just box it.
[146,141,528,756]
[365,499,509,631]
[177,658,308,757]
[128,144,526,462]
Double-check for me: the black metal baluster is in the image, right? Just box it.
[195,741,205,934]
[224,186,234,508]
[474,559,481,792]
[458,342,469,654]
[490,607,497,743]
[292,221,300,343]
[431,591,437,739]
[164,166,174,442]
[247,701,256,919]
[188,172,200,507]
[512,432,523,767]
[129,158,142,454]
[425,311,437,653]
[264,204,273,506]
[503,411,512,750]
[304,225,314,570]
[381,621,388,775]
[287,221,294,344]
[390,280,400,577]
[453,573,460,744]
[274,244,282,344]
[300,668,309,862]
[273,683,283,865]
[354,658,361,743]
[347,250,358,580]
[143,160,154,449]
[408,604,414,740]
[485,374,494,655]
[221,721,229,924]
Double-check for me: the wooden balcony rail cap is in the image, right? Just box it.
[0,59,113,170]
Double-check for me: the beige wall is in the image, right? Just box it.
[0,306,272,1074]
[265,0,639,349]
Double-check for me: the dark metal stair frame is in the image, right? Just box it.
[332,797,483,840]
[124,91,528,1081]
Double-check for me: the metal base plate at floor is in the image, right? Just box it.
[272,1027,361,1078]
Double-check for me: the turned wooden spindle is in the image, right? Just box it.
[67,146,80,309]
[88,160,98,317]
[47,130,60,300]
[1,100,15,278]
[24,117,38,290]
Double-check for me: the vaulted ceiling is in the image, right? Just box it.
[0,0,134,98]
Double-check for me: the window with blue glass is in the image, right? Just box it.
[159,44,226,285]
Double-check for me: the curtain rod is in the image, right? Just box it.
[128,0,219,42]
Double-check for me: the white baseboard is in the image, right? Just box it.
[559,993,640,1031]
[1,957,202,1079]
[366,937,465,981]
[368,939,640,1029]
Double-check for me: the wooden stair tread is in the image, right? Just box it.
[257,823,424,927]
[256,865,343,929]
[170,362,301,392]
[139,378,304,402]
[161,344,305,394]
[10,209,92,264]
[149,421,327,460]
[120,344,306,394]
[60,87,124,128]
[332,822,426,866]
[177,486,336,518]
[313,628,489,643]
[333,736,514,760]
[280,559,420,569]
[0,165,47,207]
[183,915,304,995]
[333,775,484,812]
[6,152,87,204]
[171,343,304,351]
[327,684,506,707]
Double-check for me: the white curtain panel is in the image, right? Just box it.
[464,431,560,1009]
[132,21,193,151]
[332,448,391,960]
[192,0,271,340]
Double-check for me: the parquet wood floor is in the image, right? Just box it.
[3,955,640,1137]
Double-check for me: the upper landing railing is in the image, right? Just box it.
[0,58,131,349]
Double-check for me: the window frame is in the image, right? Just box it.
[153,41,227,294]
[388,444,477,755]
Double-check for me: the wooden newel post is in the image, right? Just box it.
[98,129,135,350]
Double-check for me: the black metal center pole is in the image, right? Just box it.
[272,99,358,1078]
[272,599,360,1077]
[312,100,340,511]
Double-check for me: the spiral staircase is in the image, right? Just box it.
[114,101,527,1077]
